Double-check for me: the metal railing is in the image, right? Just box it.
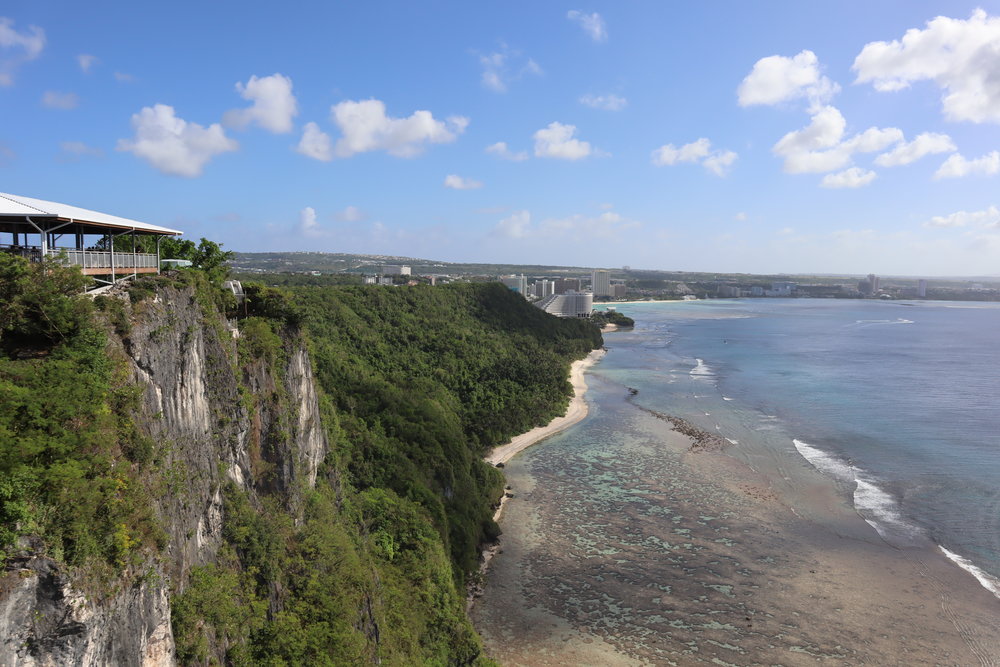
[1,245,158,271]
[58,248,158,270]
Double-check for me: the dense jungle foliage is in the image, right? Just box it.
[1,253,602,664]
[0,254,162,572]
[178,280,602,663]
[289,282,603,574]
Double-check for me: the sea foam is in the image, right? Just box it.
[689,358,713,378]
[793,439,920,544]
[939,546,1000,600]
[852,318,914,327]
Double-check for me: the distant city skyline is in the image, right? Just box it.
[4,2,1000,275]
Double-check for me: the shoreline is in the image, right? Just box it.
[485,347,607,468]
[467,347,607,612]
[471,376,1000,664]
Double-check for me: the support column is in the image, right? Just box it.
[156,237,161,275]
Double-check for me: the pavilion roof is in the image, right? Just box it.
[0,192,182,235]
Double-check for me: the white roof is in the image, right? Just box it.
[0,192,182,235]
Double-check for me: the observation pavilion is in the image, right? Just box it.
[0,192,182,286]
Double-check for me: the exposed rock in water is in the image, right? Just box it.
[624,394,731,453]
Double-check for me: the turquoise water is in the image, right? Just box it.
[600,298,1000,594]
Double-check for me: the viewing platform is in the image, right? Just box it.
[0,192,182,285]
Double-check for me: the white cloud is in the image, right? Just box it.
[874,132,955,167]
[773,106,845,155]
[117,103,238,177]
[444,174,483,190]
[330,99,467,158]
[567,10,608,42]
[495,210,531,239]
[651,138,738,176]
[485,141,528,161]
[299,206,324,237]
[58,141,103,160]
[579,93,627,111]
[223,73,298,133]
[820,167,877,188]
[772,106,902,174]
[114,71,135,83]
[924,206,1000,228]
[478,45,542,93]
[703,150,739,176]
[734,212,748,221]
[934,151,1000,179]
[335,205,365,222]
[41,90,78,110]
[533,122,593,160]
[77,54,97,73]
[493,208,639,240]
[652,138,711,165]
[296,121,332,161]
[0,17,45,86]
[853,9,1000,123]
[737,50,839,109]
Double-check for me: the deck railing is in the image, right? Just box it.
[57,248,158,270]
[1,245,158,271]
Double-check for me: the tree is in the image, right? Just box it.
[0,253,92,352]
[191,238,233,281]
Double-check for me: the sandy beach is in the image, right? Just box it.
[471,371,1000,666]
[486,348,607,467]
[468,348,607,614]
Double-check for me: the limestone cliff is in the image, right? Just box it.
[0,279,328,666]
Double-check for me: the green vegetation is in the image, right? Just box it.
[0,254,161,570]
[591,310,635,328]
[292,282,601,574]
[231,272,363,288]
[170,280,601,663]
[0,251,600,662]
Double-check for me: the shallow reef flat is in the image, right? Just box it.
[471,374,1000,666]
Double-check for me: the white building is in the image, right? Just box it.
[535,291,594,318]
[767,281,797,297]
[591,269,612,298]
[382,264,411,276]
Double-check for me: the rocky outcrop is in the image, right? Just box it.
[0,279,330,666]
[1,546,171,667]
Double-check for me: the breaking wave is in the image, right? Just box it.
[792,439,920,545]
[939,546,1000,601]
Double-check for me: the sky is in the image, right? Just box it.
[4,2,1000,276]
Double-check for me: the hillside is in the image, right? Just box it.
[0,255,601,665]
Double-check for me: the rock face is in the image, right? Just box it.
[1,548,171,667]
[0,280,329,666]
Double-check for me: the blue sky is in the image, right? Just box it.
[4,2,1000,275]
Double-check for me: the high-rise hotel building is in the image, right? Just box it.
[591,269,612,298]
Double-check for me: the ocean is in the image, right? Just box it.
[472,297,1000,664]
[604,298,1000,594]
